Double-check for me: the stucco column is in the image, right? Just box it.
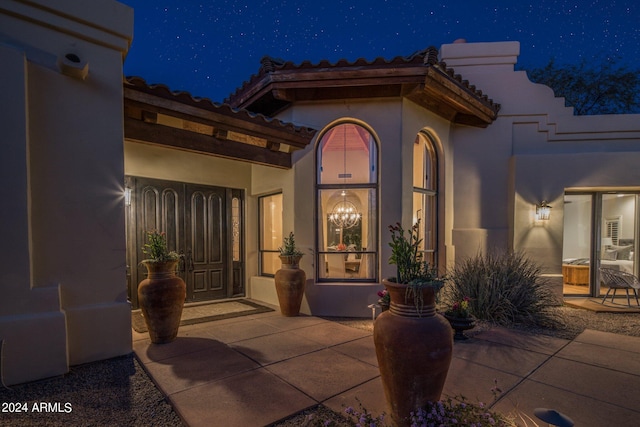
[0,0,133,385]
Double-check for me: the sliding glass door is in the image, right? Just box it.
[599,194,637,298]
[562,191,639,298]
[562,194,593,295]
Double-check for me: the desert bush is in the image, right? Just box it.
[443,250,558,326]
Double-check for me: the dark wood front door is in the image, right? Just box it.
[126,176,244,308]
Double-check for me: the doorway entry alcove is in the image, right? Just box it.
[125,176,244,308]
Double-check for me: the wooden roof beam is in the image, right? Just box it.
[124,117,292,169]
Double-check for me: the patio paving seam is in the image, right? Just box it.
[521,376,640,415]
[554,350,640,377]
[317,376,383,405]
[487,336,574,410]
[155,365,270,398]
[262,357,382,406]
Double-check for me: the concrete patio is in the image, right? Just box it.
[133,303,640,426]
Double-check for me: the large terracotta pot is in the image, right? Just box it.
[274,255,306,316]
[138,259,186,344]
[373,278,453,426]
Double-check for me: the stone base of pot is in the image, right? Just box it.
[274,256,306,316]
[444,314,476,341]
[138,260,186,344]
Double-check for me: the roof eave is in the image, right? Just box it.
[123,77,318,169]
[226,61,500,128]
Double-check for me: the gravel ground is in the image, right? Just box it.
[1,306,638,427]
[0,355,183,427]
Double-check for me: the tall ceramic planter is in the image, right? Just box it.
[274,255,306,316]
[374,279,453,426]
[138,259,186,344]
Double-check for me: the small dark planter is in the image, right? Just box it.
[444,313,476,340]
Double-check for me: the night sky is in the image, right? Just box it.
[119,0,639,104]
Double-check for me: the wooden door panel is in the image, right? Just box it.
[186,184,227,300]
[131,178,184,306]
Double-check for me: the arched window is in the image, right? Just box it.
[316,122,378,281]
[413,132,438,267]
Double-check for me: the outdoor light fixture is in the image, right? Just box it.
[124,187,132,206]
[533,408,574,427]
[536,201,552,221]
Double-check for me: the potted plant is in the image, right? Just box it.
[377,289,390,312]
[444,296,476,340]
[274,232,306,316]
[137,230,186,344]
[373,220,453,426]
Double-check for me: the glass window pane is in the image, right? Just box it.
[318,123,376,185]
[232,197,240,261]
[413,137,424,188]
[319,188,376,250]
[259,193,282,276]
[318,188,377,280]
[600,194,636,298]
[412,133,438,267]
[425,141,436,191]
[562,194,592,295]
[413,192,436,265]
[260,194,282,251]
[261,252,280,276]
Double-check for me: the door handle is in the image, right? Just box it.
[178,250,186,273]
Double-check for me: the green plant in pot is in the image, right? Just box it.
[274,232,306,316]
[278,231,304,265]
[137,230,186,344]
[373,220,453,426]
[142,230,180,263]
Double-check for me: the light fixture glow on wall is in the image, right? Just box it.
[535,201,551,221]
[124,187,132,206]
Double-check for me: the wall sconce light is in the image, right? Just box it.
[124,187,132,206]
[536,201,551,221]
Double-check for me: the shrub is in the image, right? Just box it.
[443,250,558,326]
[309,395,515,427]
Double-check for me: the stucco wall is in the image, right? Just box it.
[441,41,640,277]
[124,141,253,189]
[0,0,133,385]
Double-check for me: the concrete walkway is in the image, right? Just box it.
[133,304,640,426]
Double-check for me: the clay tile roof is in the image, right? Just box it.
[225,47,443,103]
[223,47,500,126]
[124,76,317,139]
